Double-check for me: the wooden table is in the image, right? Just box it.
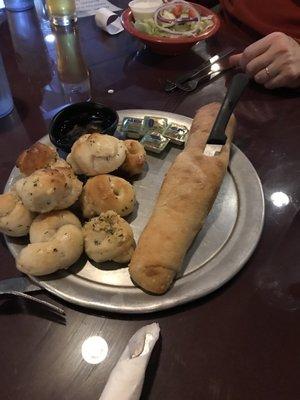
[1,2,299,399]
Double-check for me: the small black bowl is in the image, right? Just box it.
[49,102,119,153]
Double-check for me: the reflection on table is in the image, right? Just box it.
[41,23,91,118]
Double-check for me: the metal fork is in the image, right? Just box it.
[0,277,65,316]
[176,67,231,92]
[164,47,234,92]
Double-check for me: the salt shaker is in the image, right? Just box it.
[0,53,14,118]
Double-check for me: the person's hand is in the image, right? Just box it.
[229,32,300,89]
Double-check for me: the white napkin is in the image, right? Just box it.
[76,0,121,17]
[99,323,160,400]
[95,7,124,35]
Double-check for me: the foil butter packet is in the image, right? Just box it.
[142,116,168,136]
[140,132,170,154]
[120,115,189,153]
[121,117,144,139]
[163,122,189,145]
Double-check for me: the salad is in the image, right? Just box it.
[133,1,214,38]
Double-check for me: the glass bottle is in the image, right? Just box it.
[7,7,52,86]
[54,24,91,103]
[0,53,14,118]
[4,0,34,12]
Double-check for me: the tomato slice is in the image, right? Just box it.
[172,4,183,18]
[188,8,197,18]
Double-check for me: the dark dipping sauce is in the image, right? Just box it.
[49,102,119,153]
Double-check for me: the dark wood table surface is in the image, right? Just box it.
[0,1,299,399]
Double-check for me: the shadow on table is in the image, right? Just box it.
[140,335,162,400]
[0,295,66,325]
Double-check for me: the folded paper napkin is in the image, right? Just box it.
[76,0,121,17]
[99,323,160,400]
[95,8,124,35]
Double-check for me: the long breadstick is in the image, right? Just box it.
[129,102,236,294]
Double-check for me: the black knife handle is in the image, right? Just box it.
[208,73,250,145]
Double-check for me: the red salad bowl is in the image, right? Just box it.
[121,3,220,55]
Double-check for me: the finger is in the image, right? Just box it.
[244,48,274,76]
[264,74,289,89]
[229,53,242,67]
[254,69,270,85]
[254,61,280,85]
[264,71,300,89]
[238,35,273,69]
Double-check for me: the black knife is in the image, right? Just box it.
[165,47,234,92]
[203,72,250,156]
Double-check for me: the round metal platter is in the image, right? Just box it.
[5,109,265,313]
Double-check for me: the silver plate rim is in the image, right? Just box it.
[5,109,264,314]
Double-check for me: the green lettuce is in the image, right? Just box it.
[134,17,213,38]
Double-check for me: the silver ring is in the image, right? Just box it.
[265,66,271,80]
